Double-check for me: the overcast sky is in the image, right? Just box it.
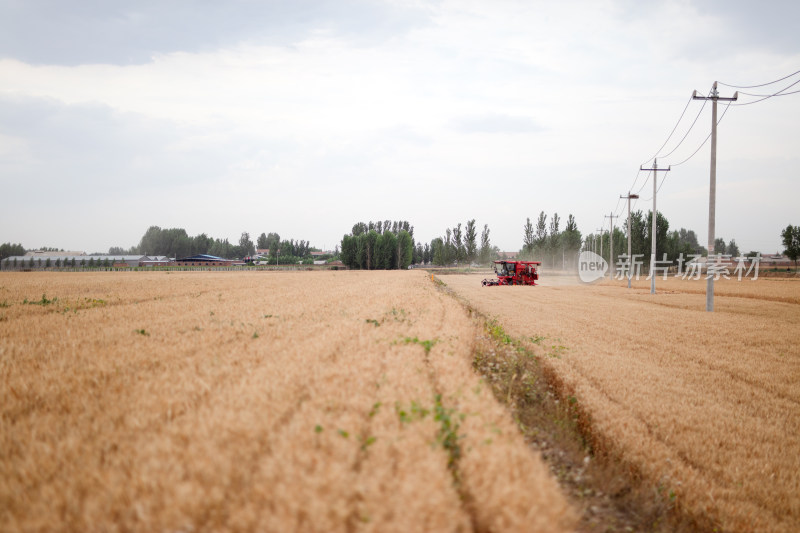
[1,0,798,254]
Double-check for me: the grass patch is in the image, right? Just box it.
[23,294,58,306]
[400,336,438,354]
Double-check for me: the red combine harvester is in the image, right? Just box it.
[482,260,541,286]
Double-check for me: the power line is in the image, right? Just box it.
[740,89,800,98]
[612,196,623,218]
[718,69,800,89]
[732,77,800,106]
[656,88,712,160]
[640,94,695,166]
[634,170,651,195]
[668,101,732,167]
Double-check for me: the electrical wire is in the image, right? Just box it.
[657,94,709,159]
[668,101,733,167]
[640,94,694,167]
[614,201,626,220]
[635,171,651,195]
[718,69,800,89]
[627,169,644,196]
[739,89,800,98]
[612,197,622,217]
[731,77,800,106]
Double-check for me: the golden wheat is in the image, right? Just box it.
[442,274,800,533]
[0,271,574,532]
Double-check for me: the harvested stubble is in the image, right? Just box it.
[0,271,574,532]
[442,274,800,532]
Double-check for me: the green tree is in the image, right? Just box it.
[431,238,444,266]
[239,232,255,258]
[562,214,582,268]
[340,235,356,268]
[192,233,213,256]
[0,242,26,261]
[549,212,561,268]
[643,211,669,266]
[396,230,413,269]
[376,232,397,269]
[782,225,800,270]
[726,239,740,258]
[479,224,492,265]
[464,219,477,263]
[257,232,268,250]
[534,211,548,258]
[365,230,379,270]
[714,237,726,256]
[452,223,463,264]
[444,228,454,265]
[522,218,534,258]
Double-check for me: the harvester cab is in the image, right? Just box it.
[482,260,541,286]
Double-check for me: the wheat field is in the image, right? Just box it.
[442,274,800,533]
[0,271,574,532]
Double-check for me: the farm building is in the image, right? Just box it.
[172,254,243,266]
[1,255,169,269]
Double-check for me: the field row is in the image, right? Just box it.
[0,271,573,532]
[443,274,800,532]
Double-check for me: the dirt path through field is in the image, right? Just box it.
[441,274,800,533]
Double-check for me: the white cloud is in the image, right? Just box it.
[0,0,798,253]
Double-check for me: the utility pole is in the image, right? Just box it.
[596,228,604,275]
[693,82,738,312]
[620,192,639,288]
[639,159,670,294]
[604,212,617,278]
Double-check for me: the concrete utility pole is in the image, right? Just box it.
[639,159,670,294]
[693,82,738,312]
[620,192,639,288]
[596,228,604,266]
[604,212,617,278]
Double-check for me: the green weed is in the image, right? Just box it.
[433,394,465,471]
[24,294,58,306]
[368,402,382,417]
[401,336,438,354]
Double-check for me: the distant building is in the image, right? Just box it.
[25,250,86,257]
[2,254,166,268]
[172,254,241,266]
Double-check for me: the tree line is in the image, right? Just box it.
[429,219,496,266]
[339,220,415,270]
[0,243,26,261]
[583,210,752,267]
[111,226,318,263]
[518,212,582,269]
